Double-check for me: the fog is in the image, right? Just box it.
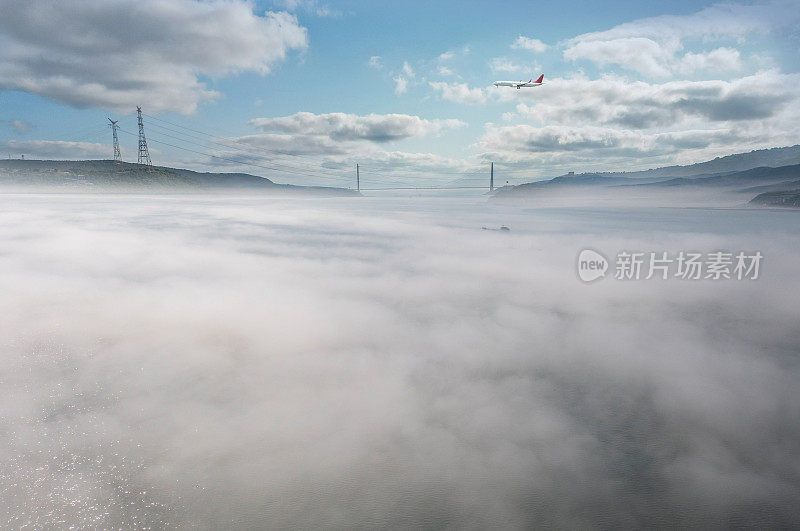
[1,192,799,528]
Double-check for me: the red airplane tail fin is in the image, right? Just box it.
[535,74,544,84]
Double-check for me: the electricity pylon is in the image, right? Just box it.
[136,106,152,169]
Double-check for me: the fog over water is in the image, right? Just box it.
[1,192,799,528]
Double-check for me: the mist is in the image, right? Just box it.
[2,192,799,528]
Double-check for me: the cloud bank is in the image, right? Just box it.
[2,139,112,159]
[1,195,799,528]
[249,112,466,143]
[0,0,308,113]
[189,113,471,184]
[563,1,798,77]
[9,120,31,134]
[478,69,800,172]
[429,81,489,104]
[511,36,548,53]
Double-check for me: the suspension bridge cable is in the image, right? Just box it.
[117,128,354,184]
[131,126,353,183]
[143,113,362,170]
[141,113,494,185]
[137,113,512,188]
[139,118,414,187]
[143,121,355,180]
[141,120,422,188]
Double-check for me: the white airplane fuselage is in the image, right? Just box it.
[493,74,544,89]
[493,81,543,89]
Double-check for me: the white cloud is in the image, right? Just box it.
[223,133,352,157]
[249,112,466,143]
[0,0,308,113]
[1,139,111,159]
[474,121,788,172]
[313,5,338,17]
[678,47,742,74]
[381,62,414,96]
[510,35,548,52]
[508,71,800,129]
[183,139,475,184]
[368,56,383,69]
[438,46,470,60]
[477,124,640,159]
[437,65,454,77]
[394,76,409,95]
[275,0,303,8]
[563,2,799,77]
[490,58,524,73]
[435,48,468,77]
[322,149,472,175]
[2,196,799,527]
[429,81,487,104]
[565,37,675,78]
[194,113,470,183]
[479,70,800,171]
[9,119,31,134]
[273,0,340,17]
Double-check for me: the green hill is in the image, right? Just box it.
[749,190,800,208]
[0,159,358,196]
[0,159,199,188]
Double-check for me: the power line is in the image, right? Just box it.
[353,166,486,175]
[74,130,109,145]
[144,113,350,167]
[137,112,511,190]
[140,122,352,182]
[143,113,371,180]
[136,119,412,187]
[117,128,355,184]
[142,112,498,183]
[144,121,346,176]
[125,127,404,189]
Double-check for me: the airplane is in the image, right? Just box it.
[493,74,544,89]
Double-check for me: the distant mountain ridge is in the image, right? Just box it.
[625,164,800,189]
[493,163,800,200]
[605,145,800,179]
[495,145,800,197]
[492,146,800,207]
[518,173,660,189]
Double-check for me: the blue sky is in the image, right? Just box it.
[1,0,799,187]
